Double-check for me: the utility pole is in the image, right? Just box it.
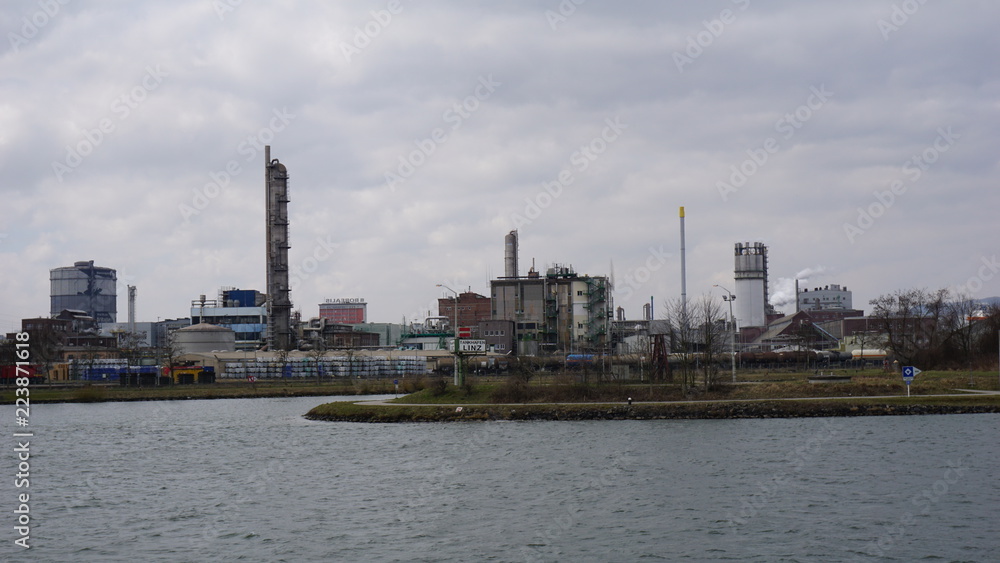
[714,284,737,383]
[438,284,462,386]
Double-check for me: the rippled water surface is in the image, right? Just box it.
[2,396,998,562]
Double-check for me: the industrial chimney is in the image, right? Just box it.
[504,230,519,278]
[265,146,293,351]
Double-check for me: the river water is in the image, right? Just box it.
[2,396,998,562]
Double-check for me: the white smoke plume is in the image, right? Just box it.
[769,266,829,312]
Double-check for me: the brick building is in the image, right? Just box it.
[437,292,491,336]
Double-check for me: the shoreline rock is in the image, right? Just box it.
[304,401,1000,423]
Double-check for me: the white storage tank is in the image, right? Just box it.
[172,323,236,354]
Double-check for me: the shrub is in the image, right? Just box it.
[490,376,532,403]
[429,377,449,397]
[400,376,426,394]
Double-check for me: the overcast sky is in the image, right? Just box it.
[2,0,998,331]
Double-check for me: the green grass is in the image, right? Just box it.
[4,368,997,407]
[306,370,1000,422]
[0,378,400,404]
[389,383,497,404]
[385,370,1000,406]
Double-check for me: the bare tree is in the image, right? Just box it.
[307,336,327,385]
[662,298,698,393]
[974,303,1000,368]
[695,295,728,391]
[851,326,878,371]
[161,330,182,385]
[274,347,290,379]
[868,288,949,367]
[941,293,982,376]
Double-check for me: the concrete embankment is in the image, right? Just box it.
[305,401,1000,423]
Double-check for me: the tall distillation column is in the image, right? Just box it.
[265,145,293,350]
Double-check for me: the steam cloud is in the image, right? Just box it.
[769,266,829,311]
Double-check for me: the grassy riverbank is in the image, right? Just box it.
[0,378,400,404]
[305,395,1000,422]
[305,369,1000,422]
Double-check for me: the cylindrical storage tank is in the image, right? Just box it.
[50,260,118,322]
[172,323,236,355]
[734,242,768,328]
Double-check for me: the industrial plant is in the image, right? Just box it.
[5,147,996,386]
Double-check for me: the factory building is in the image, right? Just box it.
[491,265,610,355]
[345,323,405,347]
[481,319,515,354]
[798,284,853,311]
[793,283,864,339]
[50,260,118,323]
[489,232,610,355]
[319,298,367,324]
[100,322,156,347]
[190,288,267,351]
[300,317,380,349]
[437,292,491,336]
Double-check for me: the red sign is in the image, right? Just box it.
[458,327,472,338]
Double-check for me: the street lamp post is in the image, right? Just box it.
[713,285,737,383]
[437,284,461,386]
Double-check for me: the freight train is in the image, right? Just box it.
[0,365,44,384]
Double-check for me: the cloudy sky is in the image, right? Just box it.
[2,0,998,331]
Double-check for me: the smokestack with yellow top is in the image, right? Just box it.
[680,206,687,331]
